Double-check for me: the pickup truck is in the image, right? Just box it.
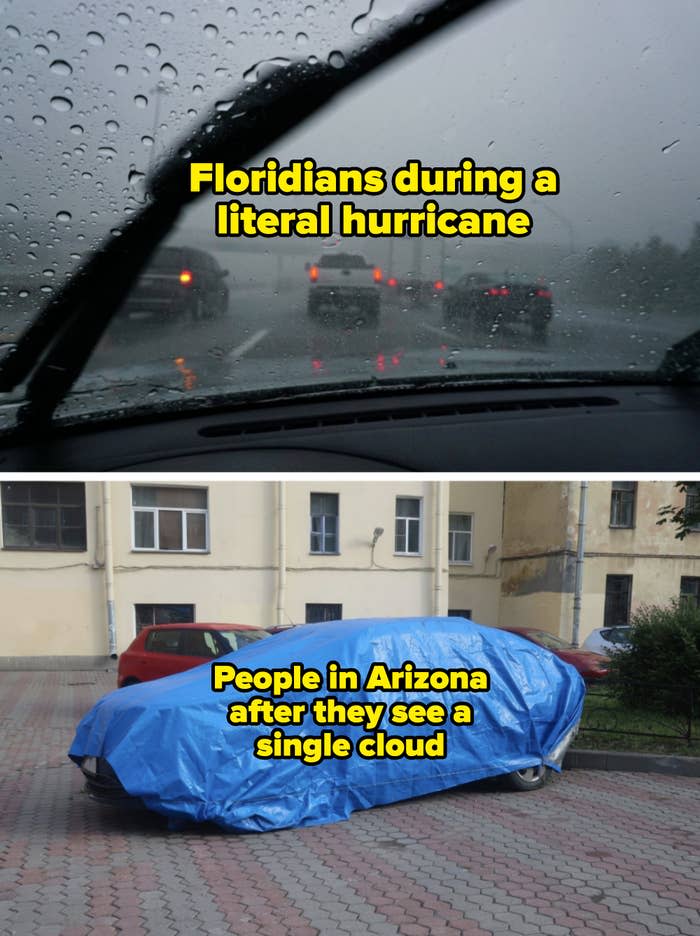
[307,252,382,325]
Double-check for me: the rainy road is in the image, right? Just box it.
[81,276,695,401]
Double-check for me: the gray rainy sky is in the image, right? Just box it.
[2,0,700,304]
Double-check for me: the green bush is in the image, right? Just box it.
[609,599,700,714]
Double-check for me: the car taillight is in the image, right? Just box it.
[309,264,319,282]
[499,287,509,296]
[387,276,397,287]
[487,286,509,296]
[179,269,193,286]
[433,280,445,291]
[373,267,382,283]
[536,288,552,298]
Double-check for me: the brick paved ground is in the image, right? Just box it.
[1,670,699,936]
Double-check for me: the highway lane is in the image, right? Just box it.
[76,278,695,403]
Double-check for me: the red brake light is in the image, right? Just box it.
[487,287,499,296]
[309,264,319,282]
[536,288,552,298]
[179,269,193,286]
[434,280,445,291]
[499,287,509,296]
[387,277,397,287]
[373,267,382,283]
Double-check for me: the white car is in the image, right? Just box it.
[581,626,631,655]
[307,252,382,324]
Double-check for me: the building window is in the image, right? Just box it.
[685,487,700,532]
[135,604,195,635]
[132,486,208,552]
[680,576,700,608]
[395,497,422,555]
[305,603,343,624]
[609,482,636,528]
[448,609,473,620]
[603,575,632,628]
[310,493,339,554]
[1,482,86,551]
[448,513,473,563]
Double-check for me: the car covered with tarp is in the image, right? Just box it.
[69,616,585,832]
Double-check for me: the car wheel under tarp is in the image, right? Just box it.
[505,765,550,791]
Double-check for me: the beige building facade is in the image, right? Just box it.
[499,481,700,642]
[1,479,698,666]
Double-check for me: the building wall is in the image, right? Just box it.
[447,481,504,627]
[283,480,443,624]
[576,480,700,638]
[0,480,449,663]
[499,480,700,644]
[0,483,105,659]
[3,479,699,665]
[498,481,573,638]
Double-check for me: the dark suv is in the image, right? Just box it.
[122,246,230,322]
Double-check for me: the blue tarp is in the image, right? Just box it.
[69,617,585,831]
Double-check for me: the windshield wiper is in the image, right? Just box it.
[0,0,487,437]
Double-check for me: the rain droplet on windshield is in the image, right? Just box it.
[49,59,73,76]
[134,94,148,108]
[328,50,345,68]
[86,31,105,47]
[661,139,680,153]
[160,62,177,80]
[56,210,72,222]
[203,23,219,38]
[50,96,73,112]
[145,43,161,58]
[242,57,291,82]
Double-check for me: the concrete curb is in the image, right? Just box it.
[565,747,700,777]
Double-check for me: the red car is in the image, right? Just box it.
[497,626,609,680]
[117,623,270,687]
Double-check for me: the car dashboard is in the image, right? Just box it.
[0,382,698,471]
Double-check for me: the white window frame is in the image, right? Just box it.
[448,513,473,564]
[394,496,423,556]
[609,481,636,529]
[131,486,209,553]
[309,492,340,555]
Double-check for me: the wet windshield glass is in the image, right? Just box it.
[1,0,699,429]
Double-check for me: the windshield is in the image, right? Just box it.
[1,0,699,431]
[526,631,573,651]
[217,628,268,653]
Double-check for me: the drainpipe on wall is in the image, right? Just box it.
[277,481,287,628]
[572,480,588,648]
[102,482,117,658]
[433,481,446,616]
